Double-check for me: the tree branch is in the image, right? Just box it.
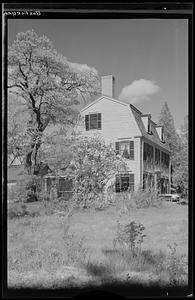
[7,84,25,91]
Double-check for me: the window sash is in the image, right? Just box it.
[85,113,101,130]
[89,114,98,129]
[115,141,134,160]
[115,173,134,192]
[58,178,73,192]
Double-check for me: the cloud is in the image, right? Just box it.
[69,62,98,74]
[119,79,160,104]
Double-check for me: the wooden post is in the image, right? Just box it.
[154,172,158,201]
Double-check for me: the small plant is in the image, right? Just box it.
[8,175,42,203]
[8,203,41,219]
[62,222,89,266]
[131,187,161,209]
[166,243,188,286]
[113,220,146,256]
[8,203,28,219]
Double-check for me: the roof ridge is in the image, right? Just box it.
[129,104,142,115]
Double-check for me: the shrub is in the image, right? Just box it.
[113,220,146,256]
[63,135,127,209]
[62,222,89,266]
[8,175,42,203]
[42,197,69,215]
[8,203,40,219]
[130,187,162,209]
[166,243,188,286]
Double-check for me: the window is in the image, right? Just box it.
[85,113,101,130]
[58,177,73,192]
[148,120,152,134]
[115,141,134,160]
[143,142,153,162]
[115,173,134,192]
[155,148,160,165]
[161,152,169,168]
[161,128,165,143]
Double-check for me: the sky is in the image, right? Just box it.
[7,18,188,130]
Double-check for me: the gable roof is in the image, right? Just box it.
[130,104,171,152]
[80,95,171,153]
[80,95,128,112]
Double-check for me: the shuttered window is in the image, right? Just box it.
[115,141,134,160]
[97,113,101,129]
[85,115,89,131]
[115,173,134,192]
[85,113,101,130]
[130,141,134,160]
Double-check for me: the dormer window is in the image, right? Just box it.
[148,120,152,134]
[85,113,101,130]
[156,125,165,143]
[161,127,165,143]
[141,114,151,134]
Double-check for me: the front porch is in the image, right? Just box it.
[143,171,170,194]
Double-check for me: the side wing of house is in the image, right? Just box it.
[79,96,142,190]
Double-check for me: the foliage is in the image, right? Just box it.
[41,197,70,216]
[116,188,162,213]
[62,222,89,266]
[8,203,40,219]
[158,103,188,198]
[8,30,100,174]
[173,116,188,197]
[113,220,146,256]
[158,102,181,168]
[63,135,127,208]
[8,217,89,281]
[131,187,162,209]
[8,175,42,203]
[166,243,188,286]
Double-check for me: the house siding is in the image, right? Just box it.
[80,97,141,143]
[80,97,141,190]
[78,96,171,193]
[123,137,141,190]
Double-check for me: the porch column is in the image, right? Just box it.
[154,172,158,201]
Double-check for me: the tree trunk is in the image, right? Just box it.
[25,149,33,175]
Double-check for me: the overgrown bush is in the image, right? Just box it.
[166,243,188,286]
[8,203,41,219]
[8,175,42,203]
[130,187,162,209]
[113,220,146,256]
[42,197,69,215]
[64,135,127,209]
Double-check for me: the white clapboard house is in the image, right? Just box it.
[79,75,171,193]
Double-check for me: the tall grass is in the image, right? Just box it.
[83,242,188,287]
[8,216,90,287]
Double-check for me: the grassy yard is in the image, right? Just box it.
[7,200,188,289]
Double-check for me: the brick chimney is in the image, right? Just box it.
[101,75,115,98]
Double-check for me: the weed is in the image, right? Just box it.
[113,220,146,256]
[8,203,41,219]
[166,243,188,286]
[62,222,89,266]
